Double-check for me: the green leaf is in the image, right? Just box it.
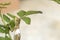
[17,10,26,17]
[0,24,5,33]
[22,17,31,24]
[0,27,5,33]
[25,11,42,16]
[9,20,15,31]
[4,26,10,34]
[17,10,42,18]
[9,20,15,28]
[53,0,60,4]
[0,24,10,34]
[4,20,15,32]
[3,14,10,22]
[7,13,15,19]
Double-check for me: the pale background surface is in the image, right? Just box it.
[1,0,60,40]
[20,0,60,40]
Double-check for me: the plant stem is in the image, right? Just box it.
[14,17,21,40]
[0,9,6,25]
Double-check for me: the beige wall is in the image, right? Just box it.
[20,0,60,40]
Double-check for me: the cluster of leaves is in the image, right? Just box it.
[17,10,42,24]
[53,0,60,4]
[0,10,42,40]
